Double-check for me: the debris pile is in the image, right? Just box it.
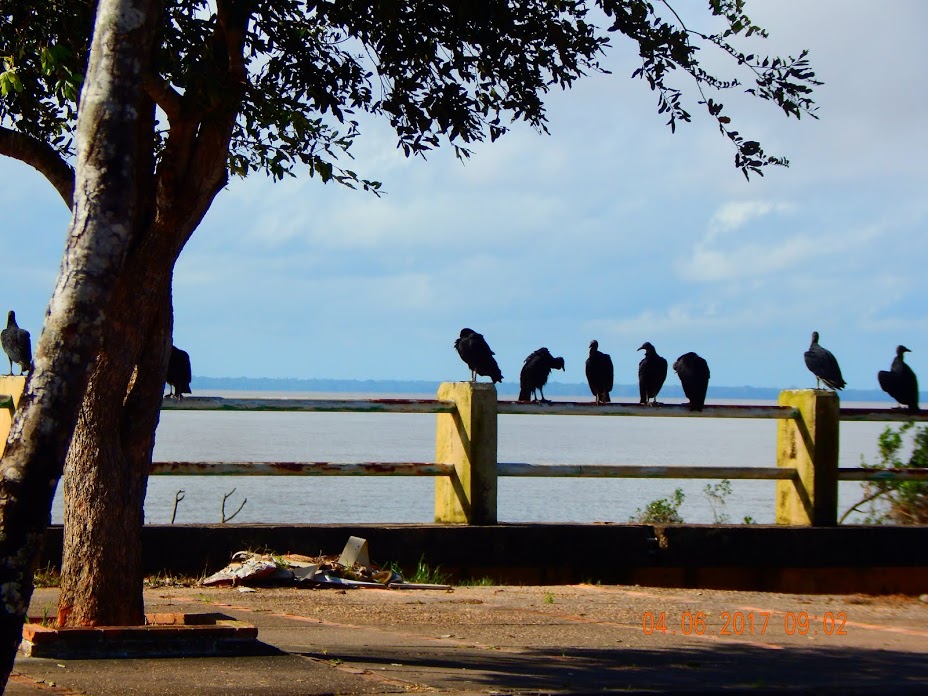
[201,536,450,591]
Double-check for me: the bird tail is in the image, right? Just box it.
[601,392,610,403]
[518,386,530,401]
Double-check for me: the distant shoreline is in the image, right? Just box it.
[189,375,909,404]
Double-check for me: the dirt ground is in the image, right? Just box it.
[154,582,928,652]
[10,583,928,695]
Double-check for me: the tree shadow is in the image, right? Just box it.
[305,642,928,694]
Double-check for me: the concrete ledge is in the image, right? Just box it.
[39,523,928,595]
[21,612,259,659]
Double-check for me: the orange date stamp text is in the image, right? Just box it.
[641,610,848,637]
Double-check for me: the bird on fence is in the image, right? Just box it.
[804,331,845,391]
[2,310,32,376]
[878,345,919,412]
[585,340,613,404]
[673,352,711,411]
[454,328,503,383]
[638,341,668,405]
[165,345,192,399]
[518,347,565,403]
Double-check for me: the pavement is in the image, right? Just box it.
[8,583,928,695]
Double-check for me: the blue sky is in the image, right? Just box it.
[2,0,927,390]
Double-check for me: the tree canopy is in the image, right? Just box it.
[1,0,820,201]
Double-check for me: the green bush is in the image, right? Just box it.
[630,488,685,524]
[842,422,928,524]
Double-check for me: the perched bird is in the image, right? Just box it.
[585,340,614,404]
[637,341,667,405]
[673,352,711,411]
[518,347,565,403]
[878,345,919,412]
[804,331,845,391]
[165,345,192,399]
[454,328,503,383]
[1,310,32,376]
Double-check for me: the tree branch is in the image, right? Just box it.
[0,127,75,208]
[838,489,889,525]
[142,74,183,122]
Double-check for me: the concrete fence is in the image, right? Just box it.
[3,376,928,527]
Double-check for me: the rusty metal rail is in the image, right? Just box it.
[152,396,928,483]
[161,396,798,418]
[499,402,798,419]
[148,460,923,482]
[837,468,928,481]
[151,461,454,476]
[497,463,796,480]
[158,396,928,423]
[160,396,455,413]
[838,407,928,422]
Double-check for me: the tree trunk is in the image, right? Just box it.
[52,0,249,628]
[0,0,159,687]
[57,250,174,627]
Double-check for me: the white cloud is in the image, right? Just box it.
[707,201,796,237]
[6,0,928,388]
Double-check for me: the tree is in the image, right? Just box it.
[0,0,819,680]
[0,0,158,686]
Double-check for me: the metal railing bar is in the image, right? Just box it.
[160,397,455,414]
[498,402,797,419]
[150,461,456,476]
[838,408,928,422]
[497,462,796,480]
[150,461,926,484]
[150,460,800,482]
[837,468,928,481]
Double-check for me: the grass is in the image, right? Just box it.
[458,576,495,587]
[409,556,451,585]
[143,571,203,588]
[389,556,451,585]
[33,567,202,589]
[34,564,60,588]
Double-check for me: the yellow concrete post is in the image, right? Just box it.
[0,375,27,458]
[434,381,498,524]
[776,389,840,526]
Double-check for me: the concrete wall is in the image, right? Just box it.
[0,375,26,457]
[39,523,928,594]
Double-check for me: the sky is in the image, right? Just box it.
[2,0,927,391]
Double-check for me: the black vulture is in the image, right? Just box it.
[585,340,614,404]
[1,310,32,376]
[637,341,667,405]
[673,352,711,411]
[166,345,192,399]
[878,345,919,412]
[804,331,845,390]
[454,328,503,383]
[518,347,565,403]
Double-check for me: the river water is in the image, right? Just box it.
[48,392,898,526]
